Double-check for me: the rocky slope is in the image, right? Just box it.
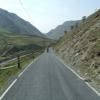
[54,10,100,92]
[47,20,80,40]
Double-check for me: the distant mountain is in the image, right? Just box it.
[0,8,45,37]
[47,20,80,40]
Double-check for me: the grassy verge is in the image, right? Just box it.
[0,50,43,94]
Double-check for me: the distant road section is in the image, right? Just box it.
[1,49,100,100]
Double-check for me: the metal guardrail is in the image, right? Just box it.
[0,65,16,70]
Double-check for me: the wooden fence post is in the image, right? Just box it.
[17,55,21,69]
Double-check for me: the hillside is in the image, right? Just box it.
[0,8,45,37]
[47,20,80,40]
[0,31,43,61]
[54,10,100,91]
[0,9,52,62]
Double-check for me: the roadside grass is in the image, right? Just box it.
[0,66,19,92]
[0,50,43,93]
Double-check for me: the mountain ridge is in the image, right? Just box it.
[0,8,45,37]
[47,20,80,40]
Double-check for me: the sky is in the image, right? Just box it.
[0,0,100,33]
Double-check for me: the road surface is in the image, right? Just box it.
[1,49,100,100]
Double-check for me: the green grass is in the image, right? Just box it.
[0,51,43,93]
[0,29,51,47]
[0,66,19,91]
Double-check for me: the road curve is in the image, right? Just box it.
[1,49,100,100]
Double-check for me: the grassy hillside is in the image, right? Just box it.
[0,8,52,62]
[0,29,51,62]
[54,9,100,91]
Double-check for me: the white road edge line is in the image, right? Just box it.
[18,56,39,78]
[0,56,40,100]
[18,61,33,77]
[0,79,17,100]
[56,56,84,80]
[56,55,100,96]
[86,82,100,96]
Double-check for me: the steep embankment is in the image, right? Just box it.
[54,10,100,91]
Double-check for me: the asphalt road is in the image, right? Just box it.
[1,49,100,100]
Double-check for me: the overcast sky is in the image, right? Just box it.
[0,0,100,33]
